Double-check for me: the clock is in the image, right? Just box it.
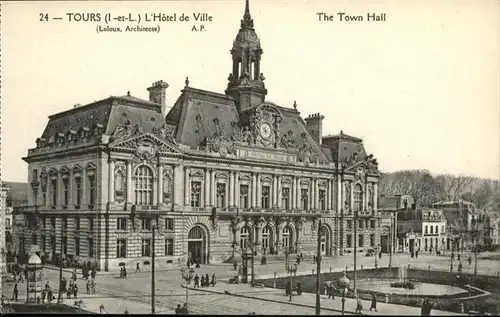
[259,123,272,139]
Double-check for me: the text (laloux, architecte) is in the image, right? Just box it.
[317,12,387,22]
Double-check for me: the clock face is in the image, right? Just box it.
[260,123,272,139]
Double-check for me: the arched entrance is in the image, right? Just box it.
[282,225,293,252]
[320,225,332,256]
[261,226,273,254]
[188,226,208,264]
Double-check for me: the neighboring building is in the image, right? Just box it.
[484,193,500,245]
[431,200,484,251]
[378,194,414,253]
[1,182,29,258]
[396,207,448,254]
[16,0,382,271]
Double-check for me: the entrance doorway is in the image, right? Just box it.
[188,226,207,264]
[409,239,415,254]
[380,235,388,253]
[320,225,331,256]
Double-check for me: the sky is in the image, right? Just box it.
[1,0,499,183]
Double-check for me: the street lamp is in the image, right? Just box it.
[374,245,379,269]
[338,271,350,316]
[284,260,299,302]
[180,266,195,308]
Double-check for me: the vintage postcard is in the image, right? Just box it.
[0,0,499,315]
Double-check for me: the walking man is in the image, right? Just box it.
[370,293,378,312]
[194,274,200,288]
[11,283,18,302]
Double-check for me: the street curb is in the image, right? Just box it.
[181,284,360,315]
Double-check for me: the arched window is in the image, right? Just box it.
[282,226,291,250]
[240,226,250,249]
[262,226,271,249]
[135,165,154,205]
[353,184,363,211]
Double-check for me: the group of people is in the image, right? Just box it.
[193,273,216,288]
[120,266,128,278]
[175,303,189,315]
[284,281,302,296]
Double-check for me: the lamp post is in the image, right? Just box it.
[284,260,299,302]
[181,266,195,308]
[374,245,378,268]
[353,207,358,296]
[316,220,323,315]
[338,271,350,316]
[151,225,158,315]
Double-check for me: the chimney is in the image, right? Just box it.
[304,113,325,145]
[147,80,169,118]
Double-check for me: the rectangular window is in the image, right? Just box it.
[88,217,94,232]
[75,176,82,206]
[33,169,38,181]
[117,218,127,231]
[51,179,57,207]
[370,234,375,247]
[142,218,152,231]
[88,175,96,206]
[359,220,363,229]
[117,239,127,258]
[165,218,174,231]
[216,183,226,208]
[370,220,376,229]
[430,226,434,234]
[282,187,290,210]
[75,237,80,256]
[43,193,47,206]
[359,234,364,247]
[76,217,80,230]
[319,189,326,210]
[165,238,174,256]
[190,181,201,207]
[6,218,10,228]
[261,186,270,209]
[301,189,308,210]
[62,217,68,230]
[142,238,151,257]
[42,236,46,252]
[88,238,94,257]
[347,220,352,230]
[51,217,56,229]
[63,178,69,206]
[32,233,37,245]
[346,234,352,248]
[240,185,249,209]
[425,225,428,234]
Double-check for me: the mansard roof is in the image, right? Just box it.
[322,131,367,163]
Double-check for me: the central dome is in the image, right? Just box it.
[233,28,261,49]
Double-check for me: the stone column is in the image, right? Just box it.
[337,177,342,213]
[296,178,301,210]
[224,180,229,209]
[235,171,240,208]
[157,164,163,205]
[307,181,312,210]
[350,181,354,211]
[277,175,282,209]
[327,179,332,212]
[374,183,378,212]
[272,175,277,208]
[229,171,234,207]
[211,169,216,206]
[205,168,210,207]
[291,176,296,209]
[315,179,320,210]
[126,162,132,204]
[256,174,261,208]
[107,159,115,204]
[184,167,190,206]
[252,173,257,208]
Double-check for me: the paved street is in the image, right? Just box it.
[3,252,498,315]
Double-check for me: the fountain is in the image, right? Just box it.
[391,265,413,289]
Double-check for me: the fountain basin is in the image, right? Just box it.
[356,278,469,296]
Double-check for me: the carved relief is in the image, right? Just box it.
[152,124,177,144]
[112,120,143,140]
[132,140,158,165]
[40,168,48,192]
[114,165,126,203]
[249,103,283,148]
[280,130,296,149]
[235,126,254,145]
[342,152,379,172]
[354,167,365,183]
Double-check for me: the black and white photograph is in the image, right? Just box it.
[0,0,499,315]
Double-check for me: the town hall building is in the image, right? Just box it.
[16,0,382,271]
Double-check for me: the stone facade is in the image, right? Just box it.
[16,0,382,271]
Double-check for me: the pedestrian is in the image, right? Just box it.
[124,309,129,314]
[91,279,96,295]
[458,254,461,261]
[194,274,200,288]
[370,293,378,311]
[458,262,463,272]
[468,256,472,266]
[182,303,189,315]
[205,274,210,287]
[73,284,78,299]
[72,269,77,282]
[47,288,53,303]
[296,281,302,295]
[91,268,96,280]
[120,267,124,278]
[211,273,216,287]
[86,279,91,295]
[67,287,72,299]
[416,250,419,258]
[233,261,237,271]
[285,281,291,296]
[328,282,335,299]
[379,251,382,259]
[123,267,127,278]
[411,251,414,258]
[356,296,363,314]
[175,304,182,314]
[312,254,316,264]
[200,275,205,287]
[23,266,28,281]
[62,277,67,294]
[41,289,46,304]
[429,247,432,255]
[136,262,140,273]
[11,283,18,302]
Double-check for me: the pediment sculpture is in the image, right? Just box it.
[297,143,319,166]
[132,140,158,165]
[112,120,143,140]
[206,132,237,157]
[280,130,296,149]
[235,126,254,145]
[152,124,177,144]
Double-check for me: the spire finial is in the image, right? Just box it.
[185,77,190,87]
[241,0,254,28]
